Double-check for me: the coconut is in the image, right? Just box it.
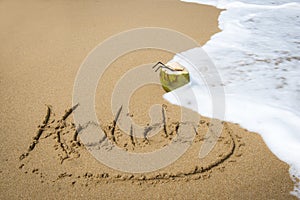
[159,62,190,92]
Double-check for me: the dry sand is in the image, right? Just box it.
[0,0,296,199]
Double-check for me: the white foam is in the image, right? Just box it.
[165,0,300,197]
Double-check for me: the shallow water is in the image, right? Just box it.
[165,0,300,197]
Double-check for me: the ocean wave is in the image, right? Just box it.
[166,0,300,197]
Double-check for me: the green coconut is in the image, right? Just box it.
[159,62,190,92]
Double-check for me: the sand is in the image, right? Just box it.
[0,0,296,199]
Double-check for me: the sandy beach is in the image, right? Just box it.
[0,0,296,199]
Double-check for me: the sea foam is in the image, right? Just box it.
[165,0,300,197]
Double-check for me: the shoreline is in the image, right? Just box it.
[179,0,300,197]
